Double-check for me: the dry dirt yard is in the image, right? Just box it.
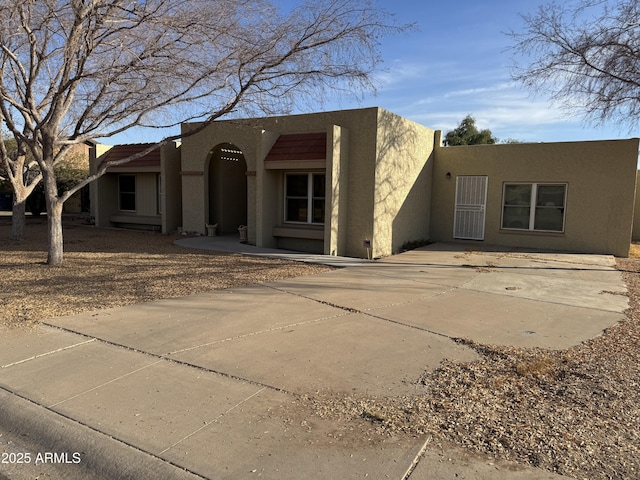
[0,216,332,326]
[2,216,639,480]
[308,254,640,480]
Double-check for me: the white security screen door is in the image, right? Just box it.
[454,176,488,240]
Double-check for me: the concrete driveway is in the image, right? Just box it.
[0,243,627,479]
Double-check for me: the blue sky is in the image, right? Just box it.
[357,0,638,143]
[111,0,638,145]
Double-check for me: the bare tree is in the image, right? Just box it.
[0,132,41,240]
[509,0,640,127]
[0,0,406,265]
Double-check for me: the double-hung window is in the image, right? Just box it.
[118,175,136,212]
[285,173,325,224]
[502,183,566,232]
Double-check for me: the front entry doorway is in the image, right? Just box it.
[207,143,247,235]
[453,175,488,240]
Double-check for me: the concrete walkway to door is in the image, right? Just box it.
[0,243,628,479]
[175,233,376,267]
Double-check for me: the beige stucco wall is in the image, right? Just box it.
[133,173,159,216]
[372,109,434,257]
[326,125,349,256]
[161,143,182,234]
[60,142,91,214]
[93,171,160,227]
[88,142,114,222]
[91,144,180,229]
[633,170,640,240]
[92,173,118,227]
[180,121,262,243]
[241,108,381,256]
[431,139,639,257]
[180,107,436,258]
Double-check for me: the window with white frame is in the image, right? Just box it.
[284,173,325,224]
[118,175,136,212]
[502,183,566,232]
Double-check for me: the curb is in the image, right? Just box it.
[0,389,204,480]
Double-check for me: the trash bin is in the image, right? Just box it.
[238,225,248,243]
[206,224,217,237]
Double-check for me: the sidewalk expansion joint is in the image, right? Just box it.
[47,360,163,408]
[460,285,629,314]
[263,284,465,342]
[1,338,96,369]
[42,322,298,397]
[0,383,210,480]
[158,387,267,455]
[167,312,350,355]
[357,267,478,288]
[401,435,432,480]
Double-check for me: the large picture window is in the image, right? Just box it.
[118,175,136,212]
[285,173,325,224]
[502,183,566,232]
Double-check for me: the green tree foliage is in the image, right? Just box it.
[444,115,498,146]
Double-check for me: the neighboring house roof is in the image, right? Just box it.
[264,133,326,162]
[100,143,161,169]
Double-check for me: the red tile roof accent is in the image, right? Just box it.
[264,133,326,162]
[100,143,161,168]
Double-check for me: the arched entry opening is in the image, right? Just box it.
[208,143,247,235]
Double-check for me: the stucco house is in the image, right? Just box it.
[91,107,640,258]
[91,142,181,233]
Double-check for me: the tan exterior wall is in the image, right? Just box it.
[180,107,436,258]
[180,121,262,242]
[93,174,118,227]
[93,109,638,259]
[90,145,114,227]
[326,125,349,256]
[244,108,380,256]
[161,143,182,234]
[633,170,640,240]
[431,139,639,257]
[134,173,159,216]
[93,171,160,226]
[60,142,95,214]
[91,143,184,230]
[372,109,434,257]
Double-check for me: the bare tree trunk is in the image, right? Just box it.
[42,165,64,265]
[47,199,64,265]
[10,193,26,240]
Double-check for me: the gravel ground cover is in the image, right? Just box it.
[0,216,332,327]
[2,216,639,479]
[306,258,640,480]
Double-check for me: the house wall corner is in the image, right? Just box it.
[325,125,350,256]
[371,109,435,258]
[161,142,182,234]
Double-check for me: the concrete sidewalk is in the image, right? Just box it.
[175,234,376,267]
[0,243,628,479]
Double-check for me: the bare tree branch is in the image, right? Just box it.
[509,0,640,127]
[0,0,410,263]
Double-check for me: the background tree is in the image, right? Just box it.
[0,133,41,239]
[27,151,89,217]
[444,115,498,146]
[0,0,406,265]
[509,0,640,127]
